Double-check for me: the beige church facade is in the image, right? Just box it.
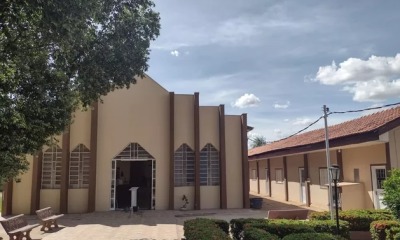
[2,75,250,215]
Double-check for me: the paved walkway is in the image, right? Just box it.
[0,196,324,240]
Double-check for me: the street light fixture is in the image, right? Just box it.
[329,164,340,235]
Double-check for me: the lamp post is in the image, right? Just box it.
[329,164,341,235]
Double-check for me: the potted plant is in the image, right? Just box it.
[180,195,189,210]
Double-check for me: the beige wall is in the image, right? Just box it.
[70,108,91,150]
[249,161,258,194]
[199,107,219,150]
[200,186,220,209]
[341,183,365,210]
[287,155,303,203]
[68,189,88,213]
[308,151,332,209]
[258,160,268,196]
[225,116,243,208]
[12,155,34,214]
[175,95,194,150]
[270,157,285,201]
[174,187,195,210]
[40,190,60,213]
[96,76,170,211]
[389,126,400,169]
[342,143,386,209]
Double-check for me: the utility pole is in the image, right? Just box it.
[323,105,334,220]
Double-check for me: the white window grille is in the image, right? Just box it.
[200,144,220,186]
[41,145,62,189]
[319,168,328,187]
[275,168,283,183]
[174,144,195,186]
[69,144,90,189]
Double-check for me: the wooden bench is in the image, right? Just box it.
[267,209,309,220]
[35,207,64,231]
[0,214,39,240]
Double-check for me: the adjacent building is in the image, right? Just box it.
[249,107,400,210]
[2,75,250,215]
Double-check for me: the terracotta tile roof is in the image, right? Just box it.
[249,106,400,157]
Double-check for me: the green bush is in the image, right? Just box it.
[310,209,395,231]
[212,219,229,234]
[307,220,350,239]
[230,218,266,240]
[282,232,341,240]
[243,227,280,240]
[183,218,230,240]
[383,169,400,219]
[370,220,400,240]
[245,220,316,238]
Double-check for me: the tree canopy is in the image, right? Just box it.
[250,135,267,148]
[0,0,160,183]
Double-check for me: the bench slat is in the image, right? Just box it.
[8,224,39,234]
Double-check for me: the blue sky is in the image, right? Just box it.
[147,0,400,143]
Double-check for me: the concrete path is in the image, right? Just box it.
[0,196,323,240]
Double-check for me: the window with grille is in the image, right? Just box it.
[41,145,62,189]
[174,144,195,187]
[275,168,283,183]
[114,143,154,160]
[200,144,220,186]
[319,168,328,187]
[69,144,90,189]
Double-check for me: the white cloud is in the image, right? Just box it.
[273,129,282,134]
[232,93,261,108]
[274,101,290,109]
[283,119,290,122]
[292,117,313,126]
[170,50,180,57]
[314,54,400,102]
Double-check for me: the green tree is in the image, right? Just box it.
[250,135,267,148]
[0,0,160,183]
[383,168,400,219]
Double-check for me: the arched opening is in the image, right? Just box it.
[110,143,155,210]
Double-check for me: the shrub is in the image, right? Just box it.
[310,209,395,231]
[370,220,400,240]
[245,220,316,238]
[230,218,266,240]
[307,220,350,239]
[212,219,229,234]
[243,227,280,240]
[383,169,400,219]
[282,232,341,240]
[184,218,230,240]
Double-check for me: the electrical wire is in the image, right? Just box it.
[265,115,324,144]
[257,101,400,146]
[329,101,400,114]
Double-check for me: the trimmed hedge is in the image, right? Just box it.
[243,227,280,240]
[230,218,267,240]
[370,220,400,240]
[212,219,229,234]
[282,232,342,240]
[244,219,349,239]
[246,220,315,238]
[310,209,395,231]
[307,220,350,239]
[183,218,230,240]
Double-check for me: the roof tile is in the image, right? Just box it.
[249,106,400,156]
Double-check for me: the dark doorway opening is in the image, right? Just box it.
[116,160,152,210]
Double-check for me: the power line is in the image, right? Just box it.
[266,116,324,144]
[329,101,400,114]
[258,101,400,146]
